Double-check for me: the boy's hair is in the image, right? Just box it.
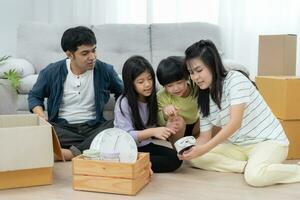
[119,55,157,130]
[61,26,96,52]
[156,56,189,86]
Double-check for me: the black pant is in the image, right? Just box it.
[51,120,113,156]
[138,142,182,173]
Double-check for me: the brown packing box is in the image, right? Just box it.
[0,114,64,190]
[258,34,297,76]
[72,153,151,195]
[255,76,300,120]
[279,119,300,159]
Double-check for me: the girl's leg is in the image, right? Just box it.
[138,143,182,173]
[190,143,247,173]
[166,116,186,147]
[244,140,300,187]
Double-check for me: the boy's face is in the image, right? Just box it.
[165,80,189,97]
[67,44,97,74]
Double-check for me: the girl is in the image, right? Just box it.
[114,55,182,173]
[179,39,300,187]
[156,56,199,145]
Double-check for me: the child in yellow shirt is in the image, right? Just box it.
[156,56,199,145]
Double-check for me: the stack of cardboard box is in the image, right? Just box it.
[256,77,300,159]
[256,34,299,159]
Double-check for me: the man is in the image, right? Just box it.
[28,26,123,160]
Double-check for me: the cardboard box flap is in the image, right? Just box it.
[0,114,64,172]
[52,127,65,162]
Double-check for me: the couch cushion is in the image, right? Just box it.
[0,58,35,78]
[16,22,76,73]
[18,74,38,94]
[151,22,223,70]
[92,24,151,74]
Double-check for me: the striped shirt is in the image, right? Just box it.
[200,70,289,146]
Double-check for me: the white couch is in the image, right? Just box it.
[0,22,248,117]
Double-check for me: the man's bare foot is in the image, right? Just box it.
[61,148,75,161]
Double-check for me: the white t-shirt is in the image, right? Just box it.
[200,70,289,146]
[58,59,96,124]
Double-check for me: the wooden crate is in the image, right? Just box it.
[72,152,150,195]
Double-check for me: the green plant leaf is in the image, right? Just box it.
[3,69,21,92]
[0,55,10,64]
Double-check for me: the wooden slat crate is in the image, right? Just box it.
[72,152,150,195]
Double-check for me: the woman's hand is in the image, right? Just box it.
[178,144,209,160]
[153,127,176,140]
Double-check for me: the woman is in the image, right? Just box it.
[179,39,300,187]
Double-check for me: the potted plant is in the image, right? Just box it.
[0,55,21,92]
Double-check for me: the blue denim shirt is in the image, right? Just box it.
[28,59,123,125]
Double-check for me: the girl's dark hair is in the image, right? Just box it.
[156,56,189,86]
[119,56,157,130]
[61,26,96,52]
[185,40,227,117]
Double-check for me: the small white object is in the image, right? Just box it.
[174,136,196,155]
[90,128,138,163]
[82,149,100,160]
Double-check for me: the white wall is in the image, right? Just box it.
[0,0,34,56]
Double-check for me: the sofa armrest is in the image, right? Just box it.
[0,58,35,78]
[223,59,250,76]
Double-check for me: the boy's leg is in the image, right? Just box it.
[190,143,247,173]
[244,140,300,187]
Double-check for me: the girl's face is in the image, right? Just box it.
[187,58,212,90]
[165,79,189,97]
[133,71,153,101]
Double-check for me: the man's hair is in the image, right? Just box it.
[61,26,96,52]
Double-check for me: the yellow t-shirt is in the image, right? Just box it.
[157,84,199,126]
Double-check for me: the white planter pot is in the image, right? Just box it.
[0,79,17,114]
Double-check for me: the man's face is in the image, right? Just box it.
[68,44,97,74]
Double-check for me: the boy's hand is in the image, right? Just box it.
[163,105,178,118]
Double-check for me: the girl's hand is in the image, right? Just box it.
[178,145,208,160]
[163,105,178,117]
[153,127,176,140]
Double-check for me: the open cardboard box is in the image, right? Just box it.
[0,114,64,189]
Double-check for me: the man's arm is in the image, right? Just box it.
[28,69,49,114]
[108,66,123,100]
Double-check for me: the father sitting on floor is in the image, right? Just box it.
[28,26,123,160]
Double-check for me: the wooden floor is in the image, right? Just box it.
[1,159,300,200]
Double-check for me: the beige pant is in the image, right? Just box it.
[190,140,300,187]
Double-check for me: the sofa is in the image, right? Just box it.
[0,22,248,118]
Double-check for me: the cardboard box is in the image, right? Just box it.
[279,119,300,159]
[72,153,150,195]
[258,34,297,76]
[255,76,300,120]
[0,114,64,189]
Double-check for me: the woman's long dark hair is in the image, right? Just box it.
[185,40,227,117]
[119,55,157,130]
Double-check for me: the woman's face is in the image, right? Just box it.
[187,58,212,90]
[133,71,153,101]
